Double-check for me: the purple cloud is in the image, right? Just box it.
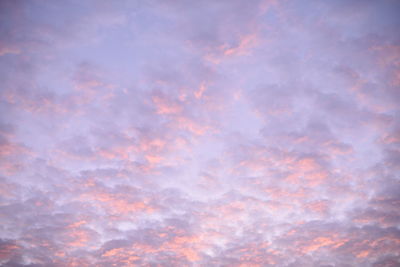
[1,0,399,266]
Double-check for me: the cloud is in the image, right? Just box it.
[1,0,400,266]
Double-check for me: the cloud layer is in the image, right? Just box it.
[1,0,399,266]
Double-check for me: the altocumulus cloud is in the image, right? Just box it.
[0,0,400,266]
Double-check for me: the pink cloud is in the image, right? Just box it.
[1,0,399,266]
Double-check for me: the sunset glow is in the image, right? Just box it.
[1,0,400,266]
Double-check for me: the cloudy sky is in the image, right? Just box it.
[1,0,400,266]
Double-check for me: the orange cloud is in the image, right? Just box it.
[194,82,207,99]
[222,34,258,57]
[67,230,91,248]
[152,95,182,115]
[0,243,20,260]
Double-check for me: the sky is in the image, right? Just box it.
[0,0,400,266]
